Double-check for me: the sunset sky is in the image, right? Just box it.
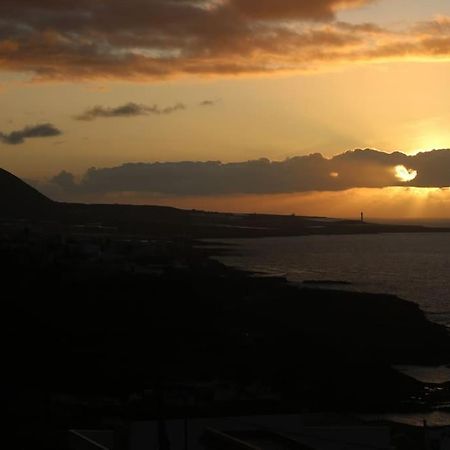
[2,0,450,218]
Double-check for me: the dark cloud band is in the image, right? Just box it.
[43,149,450,197]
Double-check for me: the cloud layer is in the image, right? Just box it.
[76,102,186,121]
[0,123,62,145]
[1,0,450,80]
[42,149,450,197]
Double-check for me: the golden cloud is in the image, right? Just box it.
[0,1,449,81]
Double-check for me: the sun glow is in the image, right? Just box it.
[394,165,418,182]
[407,128,450,155]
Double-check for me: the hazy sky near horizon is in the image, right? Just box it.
[2,0,450,217]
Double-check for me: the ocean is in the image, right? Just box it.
[213,232,450,328]
[213,232,450,424]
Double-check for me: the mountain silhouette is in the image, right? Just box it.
[0,168,55,218]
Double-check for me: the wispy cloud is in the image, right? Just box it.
[75,102,186,121]
[0,123,62,145]
[199,99,219,107]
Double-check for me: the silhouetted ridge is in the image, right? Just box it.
[0,168,55,218]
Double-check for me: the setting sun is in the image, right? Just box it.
[394,165,418,183]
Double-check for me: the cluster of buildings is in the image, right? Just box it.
[0,219,190,275]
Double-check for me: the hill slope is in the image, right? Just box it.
[0,168,55,218]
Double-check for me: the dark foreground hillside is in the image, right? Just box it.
[2,225,449,447]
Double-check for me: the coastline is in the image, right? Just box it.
[201,242,450,416]
[206,233,450,330]
[3,227,450,437]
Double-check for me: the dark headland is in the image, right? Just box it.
[2,168,450,448]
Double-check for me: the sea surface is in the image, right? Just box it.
[213,232,450,425]
[213,232,450,328]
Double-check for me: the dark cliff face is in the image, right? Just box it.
[0,168,56,219]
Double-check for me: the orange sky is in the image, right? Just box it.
[2,0,450,218]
